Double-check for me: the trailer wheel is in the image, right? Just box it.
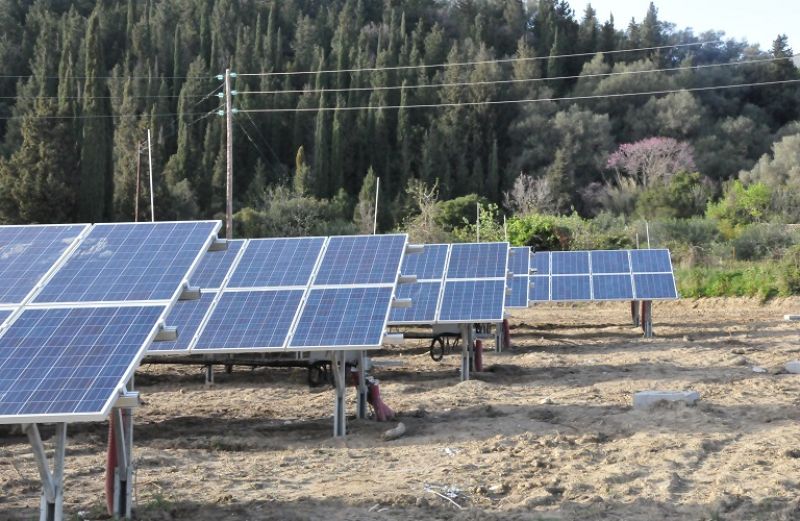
[308,362,331,387]
[430,336,446,362]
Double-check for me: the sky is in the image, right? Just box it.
[579,0,798,51]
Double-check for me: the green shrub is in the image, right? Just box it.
[706,180,772,235]
[676,264,782,301]
[731,224,798,261]
[778,244,800,295]
[436,194,484,232]
[636,172,710,219]
[507,214,560,250]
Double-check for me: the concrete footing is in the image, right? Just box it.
[633,390,700,409]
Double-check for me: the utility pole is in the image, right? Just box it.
[134,142,141,222]
[373,177,380,234]
[147,128,154,222]
[225,68,234,239]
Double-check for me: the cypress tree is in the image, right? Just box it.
[312,90,329,198]
[79,9,113,222]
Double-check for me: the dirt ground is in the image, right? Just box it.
[3,298,800,521]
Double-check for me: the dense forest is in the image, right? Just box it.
[0,0,798,236]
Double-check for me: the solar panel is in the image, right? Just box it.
[195,290,304,351]
[148,293,216,353]
[506,276,530,308]
[390,281,441,324]
[551,275,592,301]
[593,274,634,300]
[591,250,630,274]
[313,235,406,285]
[531,249,677,302]
[438,280,506,322]
[190,240,244,289]
[634,273,678,299]
[446,243,508,279]
[532,251,550,275]
[508,246,531,275]
[289,286,394,349]
[531,275,550,301]
[35,221,219,303]
[551,251,590,275]
[0,310,11,324]
[401,244,448,280]
[0,305,164,421]
[630,249,672,273]
[228,237,325,288]
[0,224,88,304]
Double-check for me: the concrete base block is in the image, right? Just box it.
[784,315,800,322]
[786,361,800,374]
[633,390,700,409]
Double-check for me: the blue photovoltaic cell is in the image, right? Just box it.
[35,222,218,303]
[532,252,550,275]
[446,243,507,279]
[634,274,677,299]
[593,274,634,300]
[0,306,163,419]
[591,250,630,274]
[149,293,216,352]
[439,280,506,322]
[551,276,591,301]
[195,290,303,350]
[0,225,87,304]
[630,249,672,273]
[508,247,531,275]
[531,276,549,301]
[551,251,590,275]
[401,244,448,280]
[0,310,11,324]
[228,238,325,288]
[314,235,406,285]
[290,287,394,348]
[506,276,530,308]
[191,240,244,289]
[390,281,441,323]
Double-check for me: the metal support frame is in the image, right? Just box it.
[459,324,473,381]
[331,351,347,437]
[111,407,134,519]
[205,363,214,386]
[631,301,640,326]
[641,300,653,338]
[356,351,368,420]
[494,321,504,353]
[24,423,66,521]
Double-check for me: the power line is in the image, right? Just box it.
[237,78,800,114]
[238,55,796,96]
[0,110,216,121]
[237,40,720,78]
[0,72,215,80]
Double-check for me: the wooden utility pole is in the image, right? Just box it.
[134,142,141,222]
[225,68,234,239]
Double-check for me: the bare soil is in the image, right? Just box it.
[3,298,800,520]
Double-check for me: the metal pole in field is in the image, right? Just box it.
[147,129,154,222]
[476,202,480,243]
[225,68,234,239]
[503,214,507,242]
[373,177,380,234]
[134,142,141,222]
[646,221,651,248]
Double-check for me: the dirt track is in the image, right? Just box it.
[3,298,800,520]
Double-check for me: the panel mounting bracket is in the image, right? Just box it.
[208,238,228,252]
[398,274,417,284]
[154,325,178,342]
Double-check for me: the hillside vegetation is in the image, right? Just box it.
[1,1,800,296]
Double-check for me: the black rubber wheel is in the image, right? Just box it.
[430,336,445,362]
[307,362,330,387]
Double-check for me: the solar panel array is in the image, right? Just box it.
[505,246,531,308]
[530,249,678,302]
[389,242,510,325]
[0,221,221,424]
[152,234,409,354]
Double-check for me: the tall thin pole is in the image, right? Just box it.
[225,68,234,239]
[134,142,141,222]
[645,221,651,248]
[476,202,480,243]
[147,129,154,222]
[373,177,380,235]
[503,214,507,242]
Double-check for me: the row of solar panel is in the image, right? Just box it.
[531,249,673,275]
[0,222,223,422]
[389,242,517,324]
[151,235,408,354]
